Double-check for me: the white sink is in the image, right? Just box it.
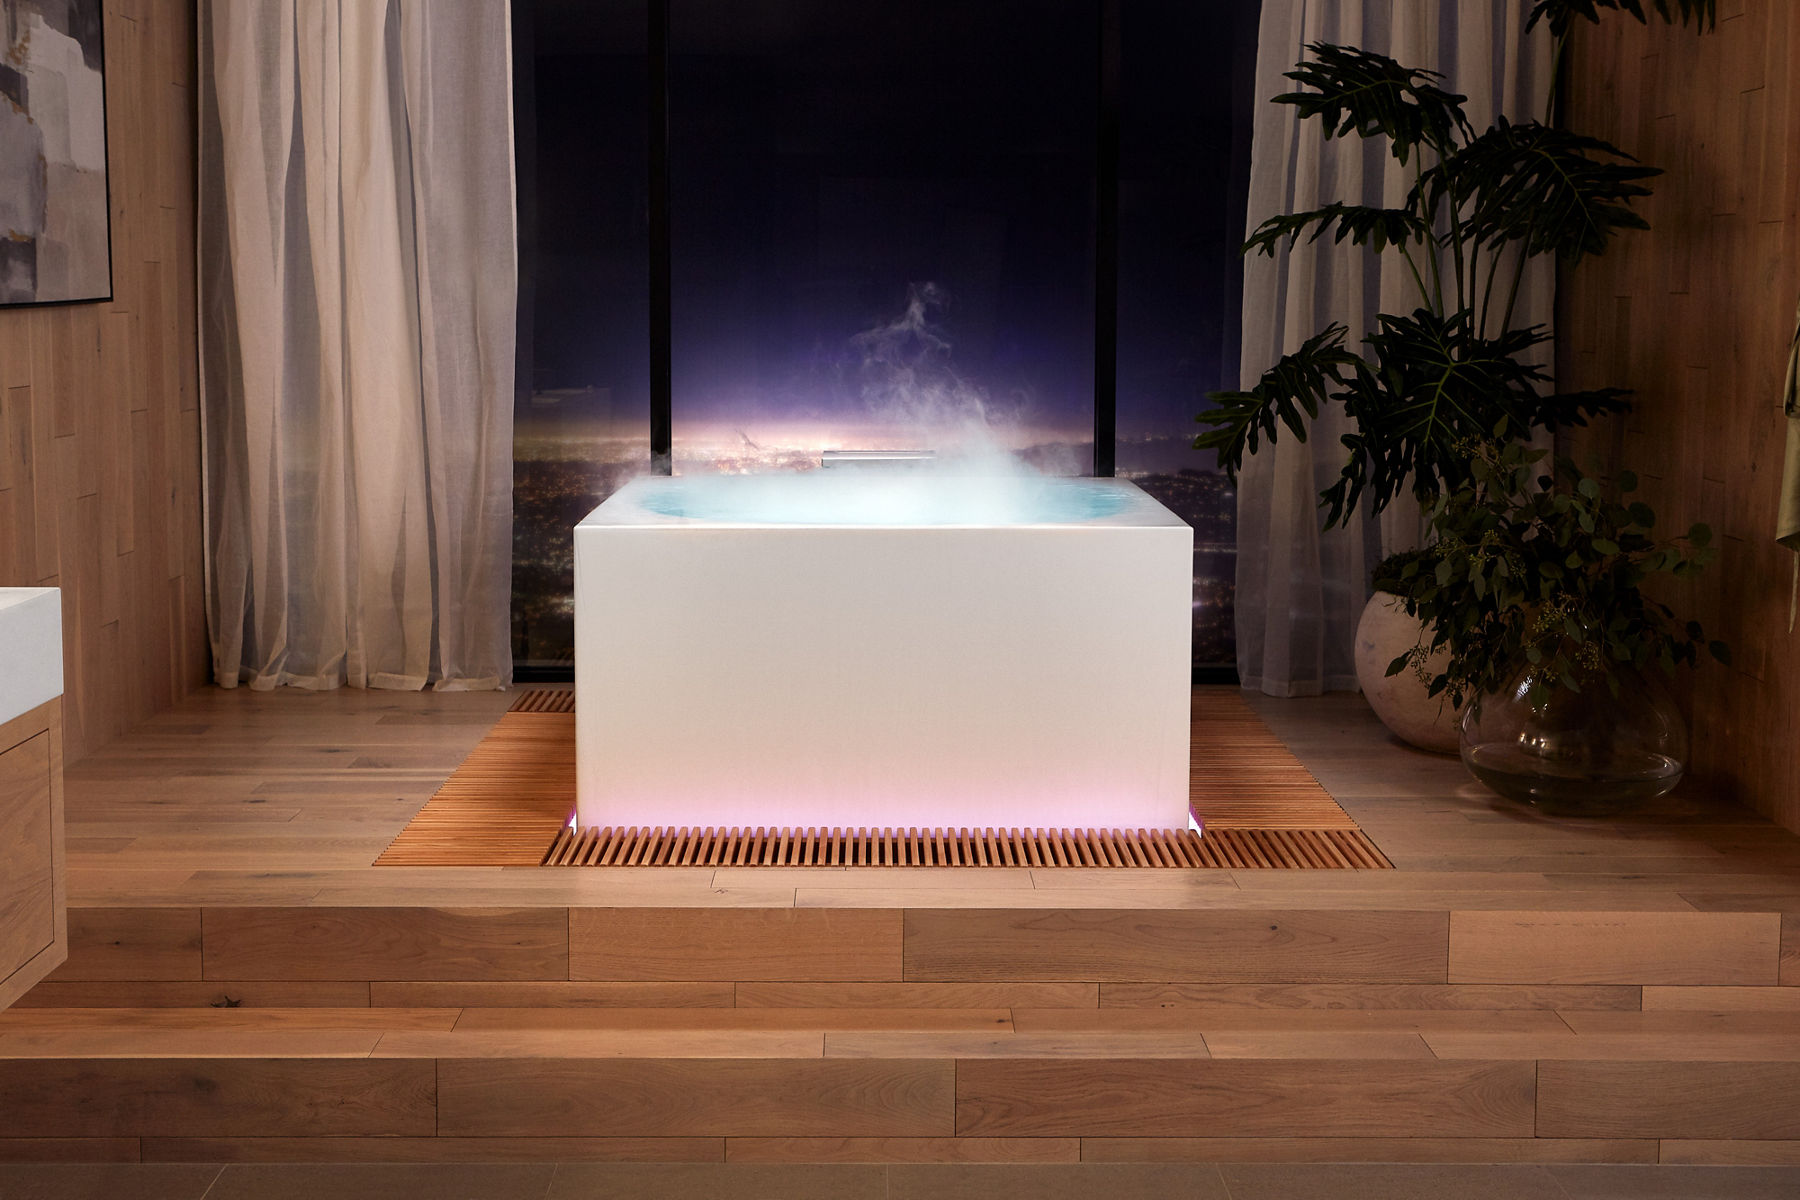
[0,588,63,726]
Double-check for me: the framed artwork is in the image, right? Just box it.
[0,0,112,307]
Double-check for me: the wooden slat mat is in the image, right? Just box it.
[373,710,577,865]
[1190,688,1360,830]
[376,687,1389,869]
[508,688,575,714]
[538,824,1388,869]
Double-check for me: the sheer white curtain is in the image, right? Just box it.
[197,0,516,691]
[1236,0,1553,696]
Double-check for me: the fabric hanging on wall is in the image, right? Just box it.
[197,0,516,690]
[1777,297,1800,550]
[1234,0,1553,696]
[1776,297,1800,630]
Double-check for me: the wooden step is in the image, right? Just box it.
[0,1041,1796,1153]
[24,905,1788,992]
[3,902,1797,1162]
[10,1004,1800,1059]
[3,1000,1800,1159]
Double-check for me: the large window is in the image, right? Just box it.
[1115,0,1259,669]
[511,0,650,669]
[513,0,1260,676]
[669,2,1096,476]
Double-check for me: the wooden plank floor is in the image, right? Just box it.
[50,685,1800,911]
[7,685,1800,1164]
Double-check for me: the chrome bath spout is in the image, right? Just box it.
[820,449,936,468]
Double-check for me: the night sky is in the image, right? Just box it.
[518,0,1261,469]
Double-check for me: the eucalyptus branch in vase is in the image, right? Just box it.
[1373,440,1729,712]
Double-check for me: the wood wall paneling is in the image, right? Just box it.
[0,0,205,763]
[1561,0,1800,831]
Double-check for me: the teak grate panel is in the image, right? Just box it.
[376,688,1390,869]
[508,688,575,714]
[1188,688,1360,830]
[373,711,576,866]
[540,824,1389,869]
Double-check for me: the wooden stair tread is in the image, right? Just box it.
[0,1007,461,1031]
[6,901,1797,1156]
[7,1003,1800,1062]
[448,1007,1014,1031]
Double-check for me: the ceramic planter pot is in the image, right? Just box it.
[1353,590,1462,754]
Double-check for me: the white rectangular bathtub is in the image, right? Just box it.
[573,473,1193,832]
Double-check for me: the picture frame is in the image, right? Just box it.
[0,0,114,308]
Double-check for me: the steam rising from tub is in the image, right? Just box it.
[651,283,1088,524]
[849,283,1043,473]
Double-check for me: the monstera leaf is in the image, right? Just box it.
[1525,0,1715,38]
[1447,119,1660,263]
[1194,325,1359,476]
[1201,6,1712,531]
[1243,203,1433,258]
[1199,4,1725,706]
[1275,43,1472,165]
[1336,313,1633,526]
[1321,312,1558,525]
[1202,312,1633,527]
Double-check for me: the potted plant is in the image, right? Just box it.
[1195,0,1716,755]
[1377,440,1726,810]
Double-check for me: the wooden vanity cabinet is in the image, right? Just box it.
[0,699,66,1010]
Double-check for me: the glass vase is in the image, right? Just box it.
[1458,663,1688,816]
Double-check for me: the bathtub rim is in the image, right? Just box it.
[576,475,1190,531]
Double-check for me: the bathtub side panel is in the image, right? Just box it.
[574,523,1192,831]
